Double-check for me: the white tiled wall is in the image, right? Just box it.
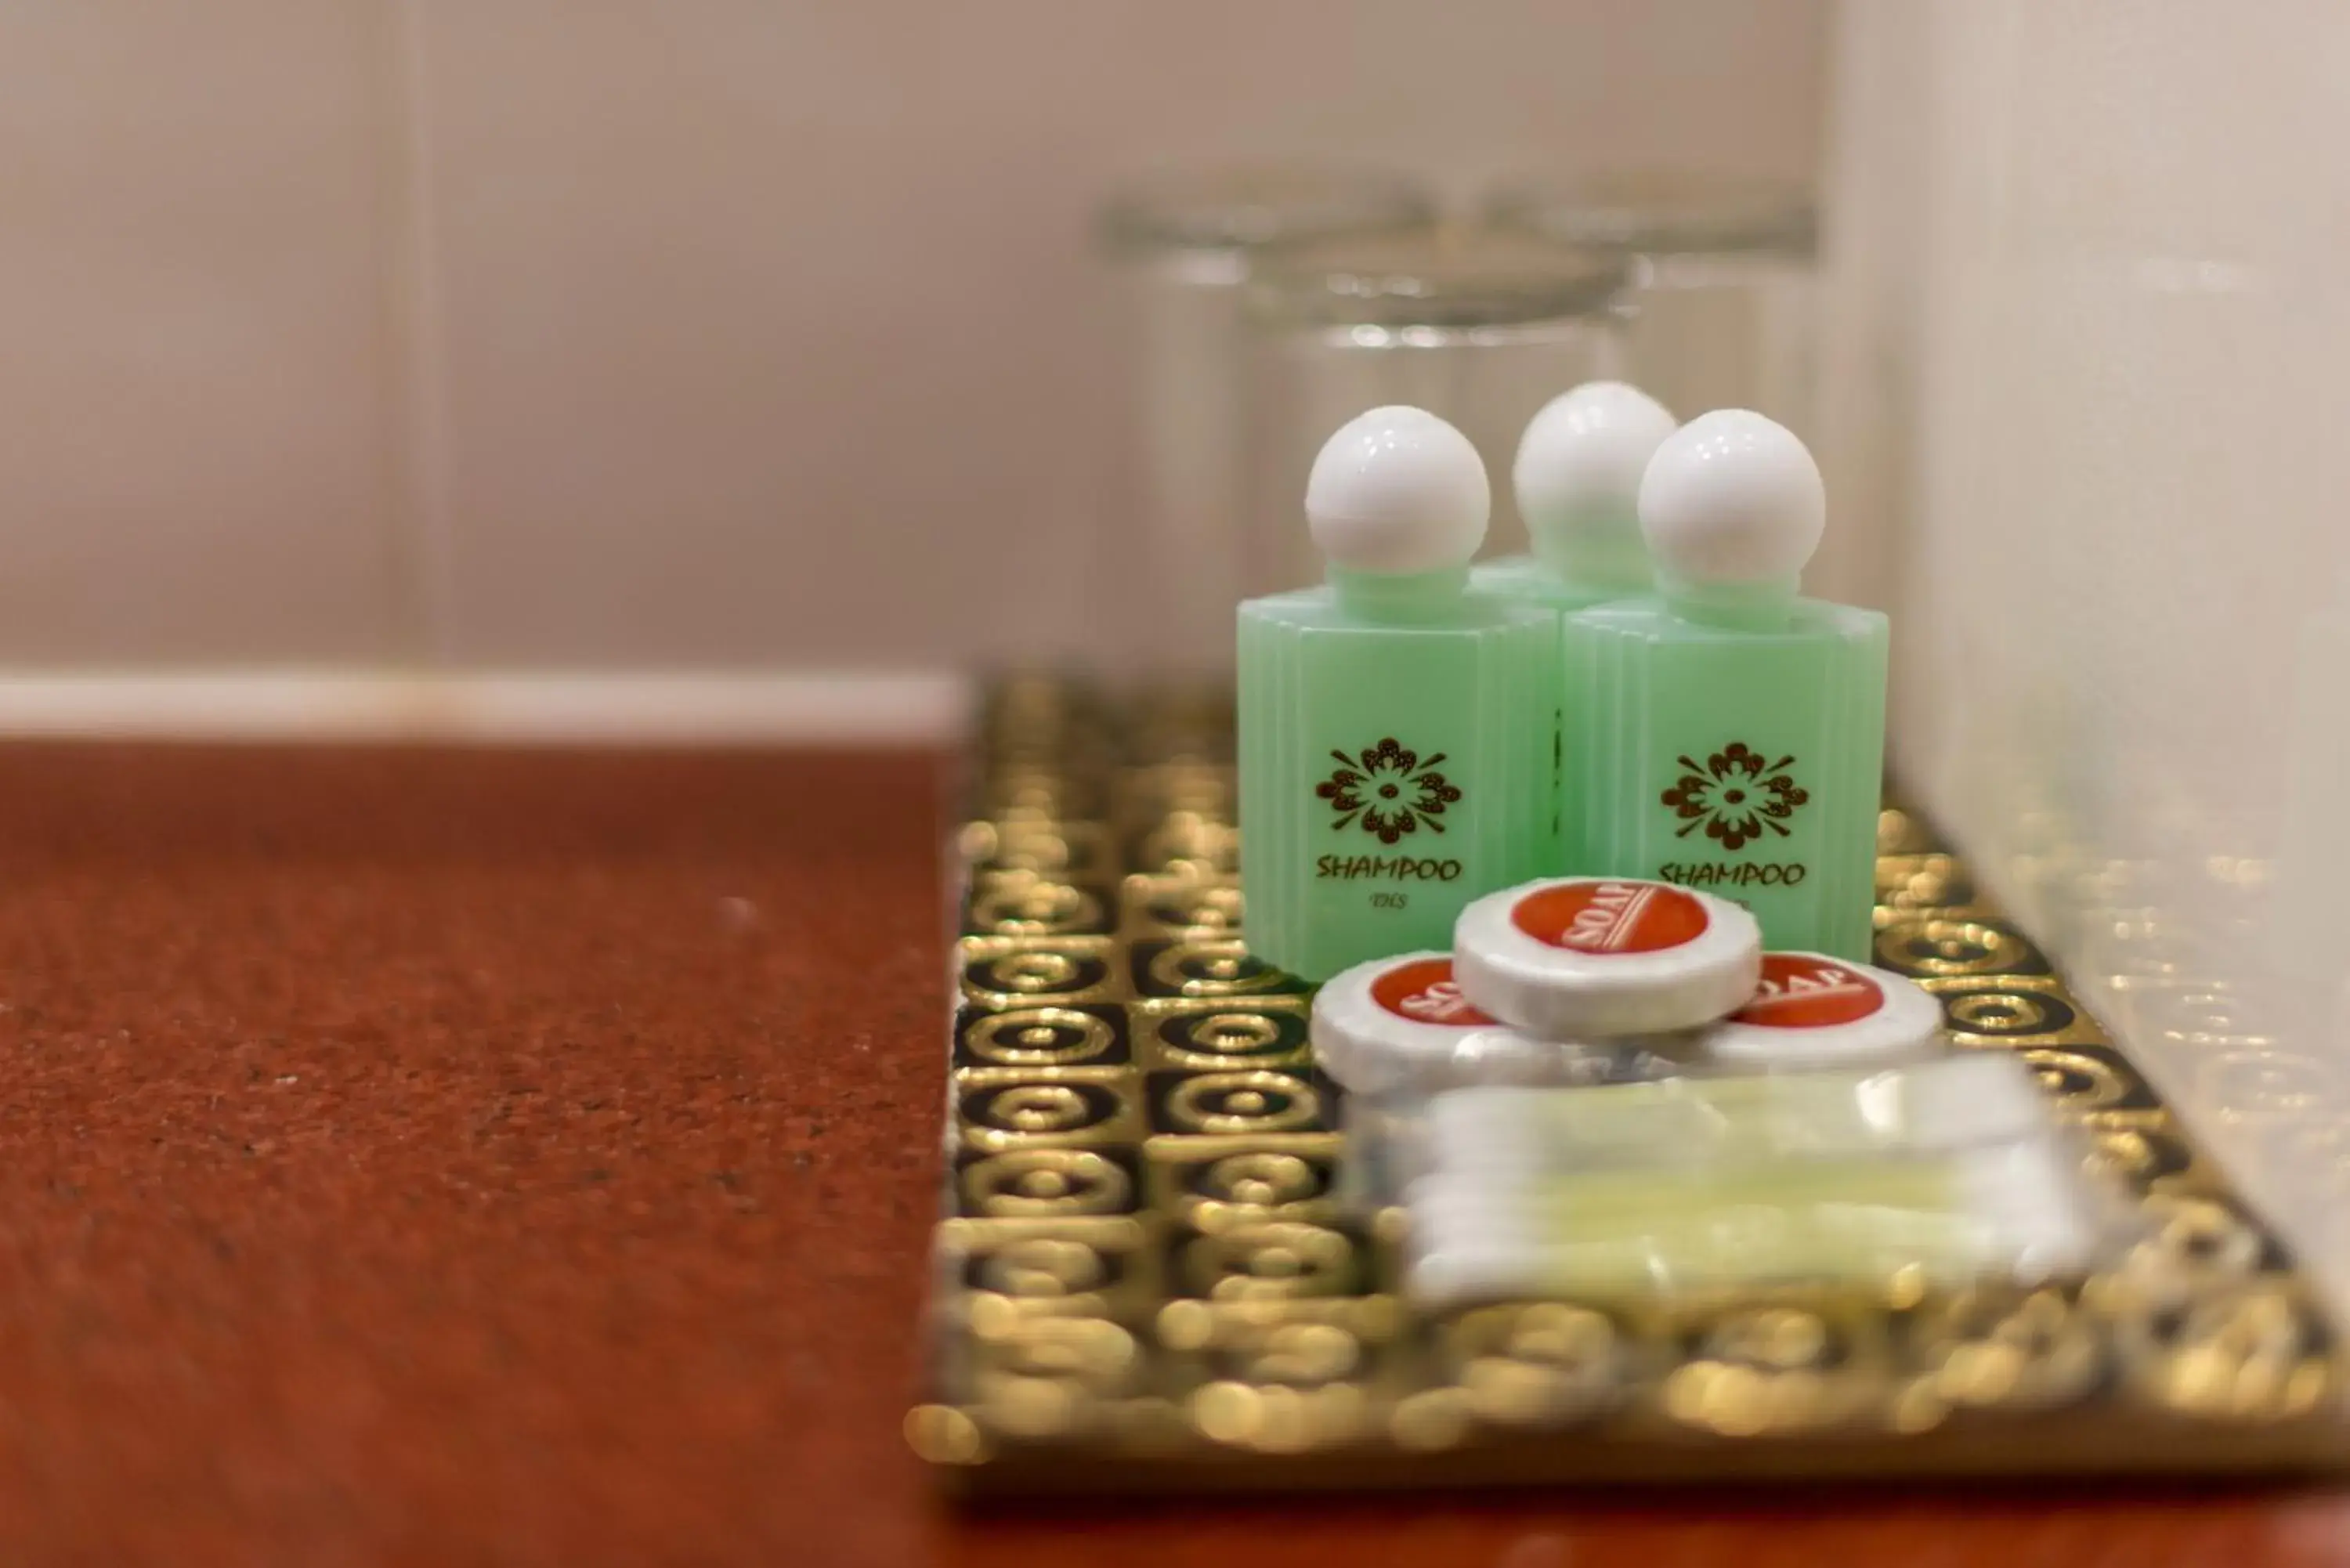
[0,2,407,662]
[0,1,1824,670]
[1824,1,2350,1303]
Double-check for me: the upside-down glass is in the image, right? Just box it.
[1241,226,1632,591]
[1484,172,1818,437]
[1097,170,1437,674]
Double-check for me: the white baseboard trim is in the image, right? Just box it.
[0,670,973,746]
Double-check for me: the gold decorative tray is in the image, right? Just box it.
[906,677,2349,1497]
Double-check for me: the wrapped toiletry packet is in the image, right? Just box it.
[1311,949,1669,1206]
[1421,1053,2049,1177]
[1407,1057,2134,1309]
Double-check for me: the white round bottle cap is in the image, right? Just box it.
[1452,877,1762,1038]
[1512,381,1676,532]
[1638,409,1824,586]
[1305,405,1490,575]
[1311,950,1618,1096]
[1696,951,1943,1070]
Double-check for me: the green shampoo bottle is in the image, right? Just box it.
[1564,410,1887,959]
[1240,406,1556,982]
[1473,380,1678,613]
[1473,381,1679,870]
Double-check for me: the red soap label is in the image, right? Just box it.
[1732,954,1885,1028]
[1369,956,1495,1027]
[1511,880,1708,956]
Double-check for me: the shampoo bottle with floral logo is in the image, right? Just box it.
[1473,380,1677,614]
[1239,406,1555,981]
[1472,380,1679,870]
[1563,410,1886,959]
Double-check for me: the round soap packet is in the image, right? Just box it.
[1311,949,1622,1096]
[1452,876,1762,1037]
[1697,950,1943,1069]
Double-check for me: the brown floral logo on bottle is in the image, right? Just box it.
[1318,739,1460,845]
[1662,743,1808,851]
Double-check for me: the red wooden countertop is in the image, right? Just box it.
[0,744,2341,1566]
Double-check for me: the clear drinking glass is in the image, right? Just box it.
[1484,172,1818,435]
[1242,225,1631,590]
[1097,169,1437,674]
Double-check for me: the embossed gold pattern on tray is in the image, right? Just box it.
[912,677,2350,1494]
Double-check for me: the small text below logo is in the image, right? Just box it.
[1317,854,1460,882]
[1661,862,1807,888]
